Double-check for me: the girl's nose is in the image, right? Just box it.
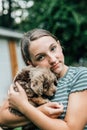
[48,54,56,65]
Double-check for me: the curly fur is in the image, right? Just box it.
[9,65,57,130]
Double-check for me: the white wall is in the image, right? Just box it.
[0,39,25,105]
[16,41,25,70]
[0,39,12,104]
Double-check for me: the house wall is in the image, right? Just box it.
[0,36,25,105]
[0,38,12,104]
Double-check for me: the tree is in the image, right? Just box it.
[0,0,87,65]
[19,0,87,65]
[0,0,14,28]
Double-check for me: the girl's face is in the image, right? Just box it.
[29,36,67,77]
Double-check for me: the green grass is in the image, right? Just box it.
[14,127,22,130]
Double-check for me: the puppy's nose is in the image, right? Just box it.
[53,90,56,95]
[53,86,57,93]
[49,90,56,100]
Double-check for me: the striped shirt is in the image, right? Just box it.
[51,66,87,130]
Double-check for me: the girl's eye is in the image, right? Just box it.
[51,46,57,52]
[36,55,45,61]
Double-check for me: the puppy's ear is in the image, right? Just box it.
[31,82,43,96]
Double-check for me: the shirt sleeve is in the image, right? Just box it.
[71,67,87,93]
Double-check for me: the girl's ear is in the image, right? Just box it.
[27,60,32,65]
[27,60,35,67]
[57,40,60,44]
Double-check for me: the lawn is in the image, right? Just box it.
[14,127,22,130]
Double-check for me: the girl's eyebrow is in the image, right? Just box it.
[50,43,56,47]
[35,53,44,58]
[35,43,56,58]
[49,42,57,49]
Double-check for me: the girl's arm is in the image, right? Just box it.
[8,83,87,130]
[0,99,29,127]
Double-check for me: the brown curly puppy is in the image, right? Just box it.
[8,65,57,130]
[13,65,57,107]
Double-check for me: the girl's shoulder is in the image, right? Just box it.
[68,66,87,93]
[66,66,87,78]
[70,66,87,72]
[58,66,87,93]
[59,66,87,83]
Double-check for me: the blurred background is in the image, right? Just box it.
[0,0,87,108]
[0,0,87,129]
[0,0,87,65]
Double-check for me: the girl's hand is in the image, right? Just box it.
[38,101,64,118]
[8,82,28,111]
[8,82,64,119]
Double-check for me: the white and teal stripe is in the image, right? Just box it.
[51,66,87,130]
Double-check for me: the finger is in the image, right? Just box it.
[9,83,15,92]
[50,107,64,115]
[46,102,63,108]
[9,84,15,93]
[50,113,61,118]
[15,82,25,92]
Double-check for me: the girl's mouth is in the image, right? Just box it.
[51,63,59,71]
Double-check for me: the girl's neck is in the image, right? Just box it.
[57,65,69,78]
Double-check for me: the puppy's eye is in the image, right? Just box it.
[54,80,57,86]
[43,83,49,90]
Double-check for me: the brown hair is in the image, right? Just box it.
[21,28,58,65]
